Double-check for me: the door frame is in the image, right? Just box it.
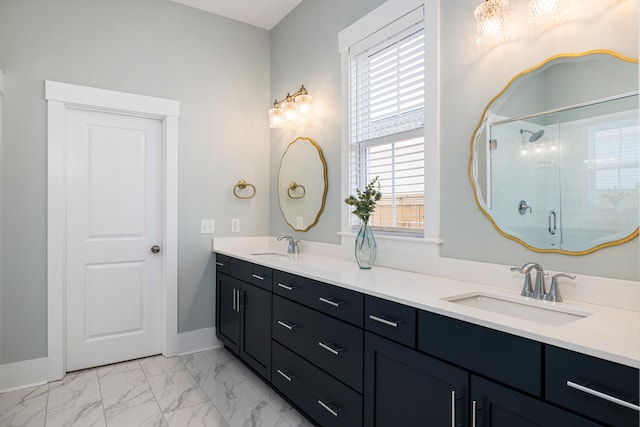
[46,80,180,381]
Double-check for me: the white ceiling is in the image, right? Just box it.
[168,0,303,30]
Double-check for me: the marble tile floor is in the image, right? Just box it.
[0,347,315,427]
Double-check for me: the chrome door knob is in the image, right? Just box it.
[151,245,161,254]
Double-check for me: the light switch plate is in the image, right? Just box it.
[231,218,240,233]
[296,216,304,229]
[200,219,215,234]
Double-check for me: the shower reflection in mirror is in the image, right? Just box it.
[484,92,639,252]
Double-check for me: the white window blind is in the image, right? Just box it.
[592,119,639,191]
[349,17,425,234]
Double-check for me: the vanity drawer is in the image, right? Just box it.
[273,270,363,327]
[228,257,272,291]
[365,295,416,348]
[545,345,640,427]
[272,340,363,427]
[418,311,542,397]
[229,257,254,283]
[215,253,231,275]
[251,264,273,291]
[273,295,364,393]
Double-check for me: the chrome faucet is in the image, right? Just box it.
[544,273,576,303]
[277,235,300,254]
[511,262,546,299]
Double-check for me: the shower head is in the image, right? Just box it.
[520,128,545,142]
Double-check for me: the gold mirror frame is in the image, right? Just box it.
[278,137,328,232]
[468,50,639,255]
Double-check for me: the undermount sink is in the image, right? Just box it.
[250,252,290,260]
[443,292,592,326]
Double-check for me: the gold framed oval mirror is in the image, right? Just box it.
[278,137,328,232]
[469,50,639,255]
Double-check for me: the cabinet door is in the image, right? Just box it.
[240,282,272,380]
[216,273,240,354]
[365,332,468,427]
[471,376,602,427]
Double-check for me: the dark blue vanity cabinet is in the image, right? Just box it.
[471,375,601,427]
[271,270,365,426]
[215,254,273,380]
[364,331,469,426]
[215,254,639,427]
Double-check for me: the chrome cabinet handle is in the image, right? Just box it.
[232,289,236,311]
[277,283,297,291]
[215,261,224,267]
[472,400,478,427]
[276,369,295,382]
[368,314,399,328]
[319,297,343,307]
[236,290,242,312]
[277,320,297,330]
[318,341,343,356]
[252,274,265,281]
[451,391,456,427]
[317,400,341,417]
[548,210,557,235]
[567,381,640,412]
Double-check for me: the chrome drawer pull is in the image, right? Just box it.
[215,261,224,267]
[252,274,265,281]
[319,297,343,307]
[451,390,456,427]
[277,369,295,382]
[567,381,640,412]
[277,320,297,330]
[471,400,478,427]
[277,283,296,291]
[369,314,399,328]
[318,341,343,356]
[317,400,341,417]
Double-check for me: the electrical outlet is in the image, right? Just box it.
[200,219,215,234]
[231,218,240,233]
[296,216,304,229]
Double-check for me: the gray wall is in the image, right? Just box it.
[269,0,387,242]
[270,0,639,280]
[0,0,637,368]
[438,0,638,280]
[0,0,271,364]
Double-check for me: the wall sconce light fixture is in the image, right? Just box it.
[528,0,567,27]
[474,0,510,46]
[268,85,312,128]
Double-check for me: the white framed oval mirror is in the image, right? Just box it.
[278,137,328,232]
[469,50,639,255]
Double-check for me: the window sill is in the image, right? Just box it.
[337,231,442,245]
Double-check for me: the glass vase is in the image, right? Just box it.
[355,221,377,269]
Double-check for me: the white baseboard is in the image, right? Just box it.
[0,357,48,393]
[0,330,221,393]
[177,327,223,356]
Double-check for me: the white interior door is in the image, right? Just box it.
[65,108,163,372]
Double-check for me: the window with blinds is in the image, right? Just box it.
[592,119,639,192]
[348,17,425,234]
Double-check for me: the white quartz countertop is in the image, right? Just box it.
[214,243,640,369]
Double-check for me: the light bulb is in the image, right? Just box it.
[474,0,510,46]
[281,100,298,121]
[268,107,285,128]
[529,0,567,27]
[295,93,313,116]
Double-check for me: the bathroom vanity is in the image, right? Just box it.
[214,244,639,427]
